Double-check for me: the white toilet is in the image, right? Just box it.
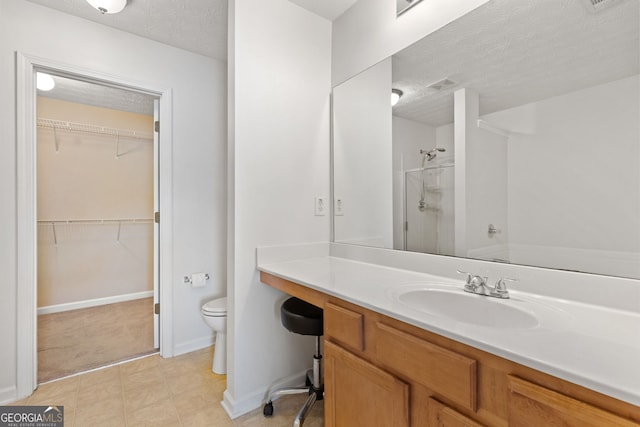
[201,297,227,374]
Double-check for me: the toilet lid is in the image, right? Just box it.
[202,297,227,315]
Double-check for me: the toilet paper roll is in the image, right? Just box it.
[190,272,208,288]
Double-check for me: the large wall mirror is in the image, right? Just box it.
[332,0,640,279]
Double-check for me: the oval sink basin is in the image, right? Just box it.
[389,285,540,329]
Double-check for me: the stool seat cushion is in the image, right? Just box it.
[281,297,323,336]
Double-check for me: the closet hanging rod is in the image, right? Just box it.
[37,118,154,141]
[37,218,153,225]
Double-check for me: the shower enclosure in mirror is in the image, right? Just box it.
[332,0,639,279]
[403,152,454,254]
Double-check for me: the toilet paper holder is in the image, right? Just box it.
[184,273,210,284]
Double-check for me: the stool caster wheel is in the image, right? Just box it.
[263,401,273,417]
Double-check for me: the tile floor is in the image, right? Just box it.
[10,347,324,427]
[38,298,156,383]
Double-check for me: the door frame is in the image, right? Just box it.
[16,52,174,397]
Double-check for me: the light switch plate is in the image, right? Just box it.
[335,198,344,216]
[314,197,326,216]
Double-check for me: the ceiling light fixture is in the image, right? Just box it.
[36,73,55,91]
[391,89,403,106]
[86,0,127,14]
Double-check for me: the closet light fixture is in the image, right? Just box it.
[86,0,127,14]
[36,73,55,91]
[391,89,403,106]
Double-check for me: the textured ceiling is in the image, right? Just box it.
[24,0,228,61]
[27,0,356,114]
[391,0,640,127]
[23,0,357,60]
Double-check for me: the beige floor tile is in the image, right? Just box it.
[74,394,125,426]
[77,380,123,405]
[123,381,172,414]
[122,368,163,390]
[125,396,181,427]
[171,383,225,418]
[74,414,126,427]
[77,365,122,388]
[164,370,214,396]
[120,354,161,377]
[181,405,235,427]
[30,376,80,402]
[10,346,324,427]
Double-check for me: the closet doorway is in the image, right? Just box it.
[35,72,160,382]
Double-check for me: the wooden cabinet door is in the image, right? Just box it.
[324,340,410,427]
[427,398,485,427]
[508,376,640,427]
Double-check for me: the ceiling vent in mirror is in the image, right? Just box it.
[426,78,457,91]
[583,0,625,12]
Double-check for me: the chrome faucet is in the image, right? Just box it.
[457,271,517,299]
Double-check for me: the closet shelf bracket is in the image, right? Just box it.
[52,222,58,246]
[53,126,60,153]
[115,132,121,158]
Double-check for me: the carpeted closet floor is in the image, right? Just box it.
[38,297,156,383]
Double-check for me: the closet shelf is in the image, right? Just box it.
[37,218,153,225]
[37,118,154,141]
[38,219,153,245]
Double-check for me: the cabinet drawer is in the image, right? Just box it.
[374,322,477,411]
[428,398,485,427]
[508,376,640,427]
[325,302,364,352]
[325,341,410,427]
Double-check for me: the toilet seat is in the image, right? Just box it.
[202,297,227,316]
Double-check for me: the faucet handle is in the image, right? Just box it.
[491,277,518,298]
[456,270,472,285]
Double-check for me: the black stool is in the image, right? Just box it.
[263,297,323,427]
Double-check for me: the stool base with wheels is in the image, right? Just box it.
[263,297,323,427]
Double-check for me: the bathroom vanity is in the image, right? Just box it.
[257,248,640,426]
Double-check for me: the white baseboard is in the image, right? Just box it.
[173,335,215,357]
[0,385,18,405]
[221,369,306,419]
[37,291,154,315]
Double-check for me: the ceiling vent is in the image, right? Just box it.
[426,78,457,91]
[583,0,624,12]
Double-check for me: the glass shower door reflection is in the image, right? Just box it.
[403,165,454,255]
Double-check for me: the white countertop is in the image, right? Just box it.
[257,254,640,407]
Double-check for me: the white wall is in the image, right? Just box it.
[454,88,509,260]
[333,58,393,248]
[226,0,331,417]
[332,0,491,86]
[0,0,226,403]
[436,123,455,256]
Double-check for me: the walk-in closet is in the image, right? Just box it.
[35,74,158,382]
